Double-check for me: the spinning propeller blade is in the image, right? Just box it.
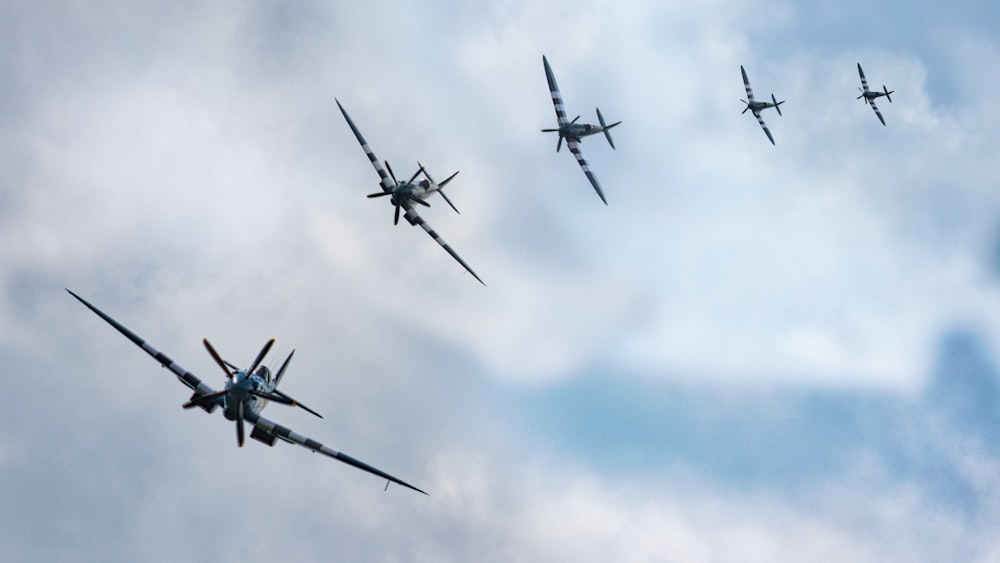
[407,165,425,185]
[246,339,275,377]
[384,160,399,184]
[203,339,233,380]
[236,401,245,447]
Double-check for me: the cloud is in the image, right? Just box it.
[3,0,1000,561]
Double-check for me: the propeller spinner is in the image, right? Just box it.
[184,338,321,447]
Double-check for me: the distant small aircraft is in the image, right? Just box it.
[857,63,894,126]
[541,55,621,205]
[740,65,785,145]
[67,289,427,495]
[336,99,484,286]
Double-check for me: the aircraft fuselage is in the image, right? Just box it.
[222,367,274,419]
[558,122,604,142]
[747,101,778,112]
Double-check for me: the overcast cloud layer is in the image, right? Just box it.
[2,1,999,561]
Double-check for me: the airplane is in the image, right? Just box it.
[740,65,785,145]
[66,289,427,495]
[857,63,894,126]
[541,55,621,205]
[335,99,485,286]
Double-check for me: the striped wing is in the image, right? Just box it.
[857,63,870,92]
[245,411,427,494]
[741,65,757,103]
[566,138,608,204]
[869,98,886,126]
[753,110,775,145]
[543,56,570,127]
[336,99,395,194]
[67,289,220,402]
[402,207,486,285]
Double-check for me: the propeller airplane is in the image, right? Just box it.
[740,65,785,145]
[857,63,894,126]
[67,289,427,495]
[541,55,621,205]
[336,99,484,286]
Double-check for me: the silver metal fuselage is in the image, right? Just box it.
[389,179,437,206]
[222,367,274,420]
[559,122,604,143]
[747,100,778,112]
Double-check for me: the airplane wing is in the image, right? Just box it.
[543,56,570,127]
[857,63,870,91]
[868,98,886,126]
[402,206,486,285]
[69,289,428,494]
[741,65,757,103]
[565,138,608,204]
[336,99,395,194]
[66,289,221,405]
[752,110,775,145]
[245,411,427,495]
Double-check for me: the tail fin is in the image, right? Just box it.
[884,86,893,103]
[772,94,783,116]
[596,107,621,150]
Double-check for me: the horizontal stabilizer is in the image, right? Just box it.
[596,107,621,150]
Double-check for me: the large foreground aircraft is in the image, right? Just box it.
[336,99,484,286]
[857,63,894,126]
[541,55,621,205]
[740,65,785,145]
[67,289,427,495]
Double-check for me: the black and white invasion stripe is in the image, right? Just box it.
[246,412,428,495]
[753,111,776,145]
[404,208,486,285]
[566,139,608,204]
[543,56,570,126]
[336,99,395,193]
[66,289,217,399]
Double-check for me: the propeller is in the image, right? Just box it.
[366,161,431,225]
[204,338,235,380]
[740,99,750,114]
[385,160,399,184]
[772,94,782,116]
[236,401,245,447]
[199,338,276,447]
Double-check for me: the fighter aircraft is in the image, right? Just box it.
[67,289,427,495]
[541,55,621,205]
[336,99,484,286]
[856,63,894,126]
[740,65,785,145]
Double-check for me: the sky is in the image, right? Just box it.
[2,0,999,561]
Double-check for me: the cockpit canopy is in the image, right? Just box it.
[255,365,272,384]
